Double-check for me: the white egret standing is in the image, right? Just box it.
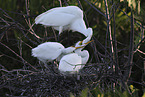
[34,6,89,37]
[32,42,76,68]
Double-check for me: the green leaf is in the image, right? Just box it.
[70,93,75,97]
[79,88,89,97]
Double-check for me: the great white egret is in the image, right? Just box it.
[58,53,82,74]
[57,27,93,61]
[32,42,76,68]
[73,27,93,65]
[74,41,90,65]
[58,39,93,74]
[34,6,89,37]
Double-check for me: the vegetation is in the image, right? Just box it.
[0,0,144,96]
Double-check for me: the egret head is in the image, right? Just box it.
[82,28,93,44]
[85,27,93,37]
[74,40,93,49]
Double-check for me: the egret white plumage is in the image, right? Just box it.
[74,41,90,65]
[57,27,93,61]
[32,42,76,68]
[82,27,93,44]
[73,27,93,65]
[58,39,93,74]
[58,53,82,74]
[34,6,89,37]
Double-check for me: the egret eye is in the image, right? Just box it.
[79,42,82,45]
[79,41,83,45]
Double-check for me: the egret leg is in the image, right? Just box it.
[38,58,50,71]
[77,75,80,80]
[39,61,45,71]
[77,72,80,80]
[43,62,49,69]
[58,26,63,35]
[58,26,63,41]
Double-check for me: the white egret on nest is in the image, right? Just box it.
[57,27,93,61]
[58,28,93,74]
[58,53,82,74]
[58,39,93,74]
[75,27,93,65]
[32,42,76,68]
[34,6,89,37]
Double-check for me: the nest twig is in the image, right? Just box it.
[0,62,119,96]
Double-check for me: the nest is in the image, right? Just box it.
[0,62,117,97]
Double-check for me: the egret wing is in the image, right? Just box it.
[35,12,76,26]
[32,42,64,60]
[59,53,82,72]
[70,18,87,34]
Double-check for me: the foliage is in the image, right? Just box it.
[71,85,144,97]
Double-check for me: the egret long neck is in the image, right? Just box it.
[70,19,87,37]
[75,48,83,55]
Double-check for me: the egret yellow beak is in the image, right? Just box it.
[71,46,83,49]
[70,46,81,49]
[71,40,94,49]
[75,46,84,49]
[84,40,94,45]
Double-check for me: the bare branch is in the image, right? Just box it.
[0,42,38,71]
